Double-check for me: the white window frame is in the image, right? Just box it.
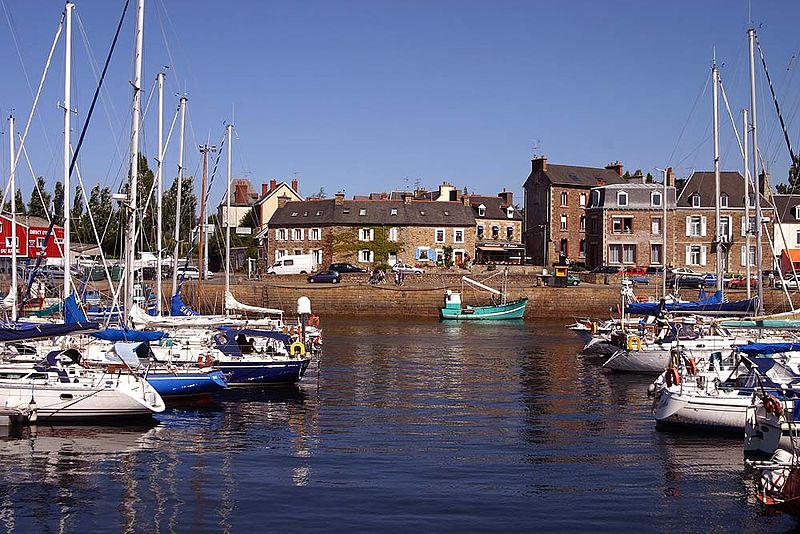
[359,228,374,242]
[453,228,464,244]
[617,191,628,206]
[560,192,568,207]
[312,249,323,265]
[686,215,706,237]
[650,243,663,265]
[579,193,587,207]
[651,217,662,235]
[622,244,636,264]
[477,225,484,239]
[560,215,567,231]
[741,245,756,267]
[359,249,374,263]
[276,228,287,241]
[608,244,622,264]
[388,227,399,242]
[292,228,304,241]
[720,193,729,208]
[691,194,701,208]
[477,204,486,217]
[506,226,514,240]
[651,191,662,207]
[579,216,586,232]
[434,227,446,243]
[309,228,321,241]
[719,216,731,240]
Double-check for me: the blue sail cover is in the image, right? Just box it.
[218,327,291,345]
[91,329,168,342]
[0,321,97,342]
[171,294,199,316]
[64,293,89,324]
[736,342,800,355]
[627,291,756,316]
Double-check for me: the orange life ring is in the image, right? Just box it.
[764,395,784,417]
[686,357,698,376]
[308,314,320,328]
[665,368,681,388]
[197,354,213,368]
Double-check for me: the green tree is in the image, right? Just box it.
[70,185,84,242]
[161,175,197,259]
[52,181,64,226]
[776,155,800,194]
[28,177,51,219]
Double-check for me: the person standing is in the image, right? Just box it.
[769,271,775,288]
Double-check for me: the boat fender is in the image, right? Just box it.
[308,314,320,328]
[627,335,642,351]
[646,383,656,398]
[289,341,306,357]
[214,333,228,346]
[591,322,597,335]
[685,357,698,376]
[666,368,681,388]
[764,395,784,417]
[197,354,213,367]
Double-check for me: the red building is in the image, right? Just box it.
[0,214,64,262]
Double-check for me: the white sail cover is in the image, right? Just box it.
[224,291,283,316]
[129,303,283,330]
[1,292,14,310]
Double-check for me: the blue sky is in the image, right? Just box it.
[1,0,800,208]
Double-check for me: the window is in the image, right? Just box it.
[579,193,587,207]
[622,244,636,264]
[589,218,599,234]
[720,193,729,207]
[719,216,731,240]
[303,211,309,217]
[492,225,500,239]
[359,208,367,216]
[359,228,374,241]
[579,215,586,232]
[275,249,288,261]
[560,215,567,231]
[309,228,321,241]
[312,249,323,265]
[293,249,302,256]
[687,216,705,237]
[506,226,514,240]
[292,228,304,240]
[4,237,18,248]
[453,229,464,243]
[276,229,287,241]
[290,211,298,217]
[650,244,663,265]
[741,245,756,267]
[612,217,633,234]
[560,192,568,206]
[796,230,800,247]
[316,210,322,216]
[435,249,444,263]
[342,208,351,214]
[617,191,628,206]
[284,259,295,266]
[477,204,486,217]
[36,237,45,249]
[651,217,662,235]
[579,239,586,258]
[742,216,756,236]
[691,194,701,207]
[608,244,622,264]
[506,207,514,219]
[390,208,398,216]
[590,190,600,207]
[388,228,399,242]
[359,249,374,263]
[415,246,432,261]
[559,239,568,256]
[748,194,755,208]
[477,225,484,239]
[686,245,706,266]
[435,228,445,243]
[651,191,662,207]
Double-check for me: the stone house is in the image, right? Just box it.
[466,191,524,264]
[523,156,626,266]
[252,179,304,262]
[266,193,476,268]
[584,183,677,269]
[217,179,260,228]
[672,171,772,273]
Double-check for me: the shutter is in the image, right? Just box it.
[700,245,707,266]
[685,245,691,265]
[701,216,707,237]
[741,245,746,267]
[685,216,691,237]
[741,216,746,237]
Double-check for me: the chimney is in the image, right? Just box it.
[402,192,413,204]
[596,178,606,186]
[532,156,548,173]
[261,183,269,197]
[334,192,345,205]
[269,179,277,193]
[380,192,388,200]
[291,178,299,193]
[498,189,513,207]
[234,183,248,204]
[277,195,290,209]
[666,167,675,188]
[605,161,624,177]
[462,194,471,206]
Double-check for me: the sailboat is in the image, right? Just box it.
[440,269,527,320]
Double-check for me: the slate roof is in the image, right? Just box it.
[525,163,627,189]
[676,171,769,209]
[773,194,800,223]
[269,199,476,227]
[467,195,522,220]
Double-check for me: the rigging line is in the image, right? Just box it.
[718,77,756,192]
[18,139,53,226]
[0,9,64,210]
[23,0,129,306]
[667,70,712,166]
[0,0,56,155]
[756,34,795,173]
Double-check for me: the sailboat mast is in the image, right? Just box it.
[743,108,751,299]
[224,123,233,305]
[155,71,164,316]
[712,60,723,293]
[660,168,668,297]
[8,116,17,322]
[748,28,764,315]
[171,95,187,300]
[62,2,73,302]
[125,0,144,322]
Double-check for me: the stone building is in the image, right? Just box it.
[672,171,772,273]
[266,193,476,268]
[584,182,677,269]
[217,179,260,228]
[252,179,304,263]
[466,191,524,263]
[523,156,626,266]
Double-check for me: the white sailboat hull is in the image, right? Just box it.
[653,387,750,430]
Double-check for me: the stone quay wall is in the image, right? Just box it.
[181,273,792,320]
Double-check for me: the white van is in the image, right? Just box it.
[267,254,318,275]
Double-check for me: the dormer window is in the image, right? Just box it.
[316,210,322,216]
[691,194,701,207]
[291,211,298,217]
[359,208,367,216]
[477,204,486,217]
[506,206,514,218]
[720,193,729,208]
[617,191,628,207]
[651,191,662,207]
[390,208,398,216]
[795,206,800,220]
[590,190,600,207]
[420,210,426,216]
[342,208,350,214]
[444,210,450,216]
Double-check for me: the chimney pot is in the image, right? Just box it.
[261,183,269,196]
[605,161,624,177]
[269,179,277,193]
[334,192,345,205]
[532,155,548,173]
[291,178,298,193]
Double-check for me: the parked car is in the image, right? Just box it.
[728,276,759,289]
[631,276,650,285]
[267,254,317,275]
[566,274,581,286]
[178,266,214,280]
[392,263,425,274]
[702,273,732,287]
[307,270,341,284]
[775,275,800,290]
[645,266,666,275]
[328,262,367,274]
[622,266,646,275]
[591,265,621,274]
[666,273,705,289]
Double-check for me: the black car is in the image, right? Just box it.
[328,263,367,274]
[591,265,621,274]
[308,270,341,283]
[666,274,705,289]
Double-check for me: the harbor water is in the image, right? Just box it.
[0,317,794,532]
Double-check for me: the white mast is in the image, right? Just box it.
[225,123,233,309]
[712,59,723,293]
[660,167,668,297]
[125,0,144,322]
[748,28,764,315]
[743,108,751,299]
[171,95,187,300]
[155,71,165,315]
[8,116,17,321]
[62,2,74,302]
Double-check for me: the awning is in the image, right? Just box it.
[477,246,506,252]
